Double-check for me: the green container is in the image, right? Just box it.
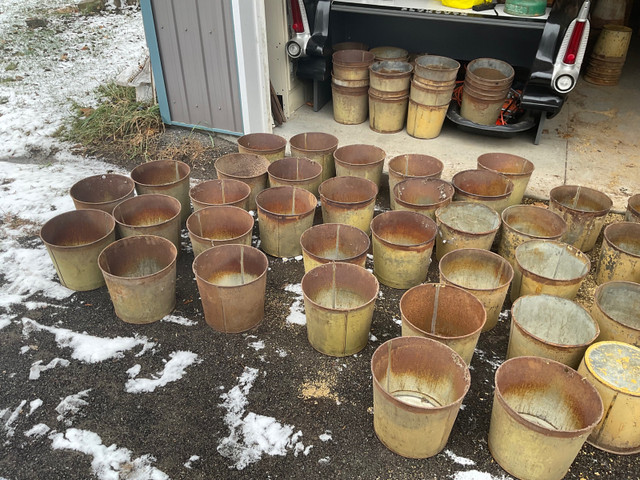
[504,0,547,16]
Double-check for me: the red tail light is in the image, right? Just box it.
[563,21,586,64]
[290,0,305,34]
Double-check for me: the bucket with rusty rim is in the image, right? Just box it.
[406,100,449,139]
[409,78,456,106]
[591,281,640,346]
[319,176,378,234]
[333,144,386,186]
[369,61,413,92]
[413,55,460,83]
[460,58,514,126]
[268,156,323,197]
[69,174,135,213]
[189,178,251,212]
[300,223,370,273]
[332,49,375,80]
[477,153,535,206]
[331,82,369,125]
[388,154,444,209]
[289,132,339,182]
[452,169,514,215]
[626,193,640,222]
[214,153,271,211]
[369,46,409,63]
[186,205,254,257]
[595,222,640,284]
[393,178,454,219]
[237,133,286,162]
[332,41,369,52]
[368,88,409,134]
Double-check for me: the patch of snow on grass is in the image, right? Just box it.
[1,400,27,439]
[24,423,51,438]
[284,283,306,326]
[445,450,475,466]
[28,399,43,416]
[161,315,197,326]
[450,471,510,480]
[29,357,70,380]
[56,389,90,426]
[125,351,201,394]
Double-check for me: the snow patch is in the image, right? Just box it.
[28,399,43,416]
[0,315,12,330]
[29,357,70,380]
[248,340,265,351]
[284,283,306,326]
[445,449,476,466]
[450,471,510,480]
[161,315,197,326]
[319,431,332,442]
[56,389,91,426]
[1,400,27,439]
[125,351,201,394]
[24,423,50,438]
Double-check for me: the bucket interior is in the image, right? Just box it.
[467,58,514,83]
[551,185,612,213]
[596,282,640,330]
[414,55,461,76]
[301,224,370,261]
[187,207,253,242]
[453,170,513,198]
[372,211,437,246]
[605,223,640,256]
[256,187,316,215]
[370,46,408,60]
[440,250,512,290]
[99,237,176,278]
[303,263,377,310]
[113,195,180,227]
[190,179,250,206]
[194,245,267,287]
[319,177,378,203]
[516,242,589,280]
[395,179,454,206]
[131,160,190,186]
[333,49,375,65]
[628,194,640,215]
[370,61,412,75]
[41,210,115,247]
[334,144,386,166]
[503,206,566,238]
[290,132,338,153]
[215,153,270,178]
[238,133,286,153]
[70,174,134,204]
[268,157,322,181]
[389,154,443,178]
[477,153,534,176]
[437,203,500,233]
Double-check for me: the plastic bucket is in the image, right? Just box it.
[388,154,444,209]
[452,169,514,215]
[319,176,378,234]
[268,156,323,197]
[300,223,370,273]
[406,100,449,139]
[591,281,640,346]
[333,144,386,186]
[392,178,454,219]
[368,89,409,134]
[460,58,514,126]
[186,205,254,257]
[370,210,437,289]
[40,209,116,291]
[369,46,409,63]
[289,132,339,182]
[69,174,135,213]
[477,153,535,206]
[371,336,470,458]
[369,61,413,92]
[409,79,456,107]
[413,55,460,83]
[332,49,375,80]
[302,262,379,356]
[214,153,271,211]
[193,244,268,333]
[625,193,640,222]
[237,133,286,162]
[331,82,369,125]
[595,222,640,284]
[98,235,177,324]
[439,249,513,332]
[189,178,251,212]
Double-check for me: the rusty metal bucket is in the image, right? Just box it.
[549,185,613,252]
[130,159,191,224]
[626,194,640,222]
[370,46,409,63]
[371,336,470,458]
[595,222,640,285]
[434,201,501,261]
[333,144,386,187]
[302,262,379,356]
[186,205,254,257]
[392,178,454,220]
[388,154,443,209]
[477,153,535,206]
[400,283,486,364]
[452,169,514,215]
[591,281,640,346]
[237,133,286,162]
[189,178,251,212]
[439,248,513,332]
[69,174,135,213]
[267,157,323,197]
[289,132,339,182]
[255,186,317,258]
[370,210,437,289]
[98,235,177,324]
[214,153,271,211]
[40,209,116,291]
[299,223,370,273]
[508,294,599,369]
[193,244,268,333]
[112,194,181,250]
[332,49,375,80]
[488,356,603,480]
[319,176,378,235]
[499,205,567,268]
[369,61,413,92]
[578,341,640,454]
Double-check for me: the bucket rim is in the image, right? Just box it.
[452,169,514,201]
[267,157,323,183]
[300,223,371,264]
[186,205,254,245]
[40,209,116,250]
[435,201,501,235]
[334,144,386,167]
[289,132,339,153]
[189,178,251,207]
[393,178,454,209]
[214,153,271,179]
[319,176,378,205]
[549,185,613,215]
[370,210,438,248]
[439,248,514,292]
[594,281,640,332]
[69,173,135,207]
[192,244,268,289]
[237,132,287,154]
[130,159,191,188]
[501,205,568,239]
[514,240,590,284]
[369,60,413,76]
[477,152,535,178]
[255,186,317,218]
[388,154,444,178]
[602,222,640,258]
[583,340,640,396]
[98,234,178,281]
[112,193,181,229]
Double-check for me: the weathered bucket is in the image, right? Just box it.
[578,341,640,454]
[477,153,535,206]
[189,178,251,212]
[319,176,378,234]
[488,356,604,480]
[392,178,454,220]
[289,132,339,182]
[409,79,456,107]
[452,169,514,215]
[40,209,116,291]
[434,201,501,261]
[302,262,379,356]
[549,185,613,252]
[112,194,181,250]
[585,25,632,85]
[508,295,599,368]
[439,249,513,332]
[625,193,640,222]
[511,240,590,302]
[255,186,317,258]
[368,89,409,134]
[370,210,437,289]
[331,75,370,88]
[460,58,514,126]
[406,101,449,139]
[401,283,486,364]
[299,223,370,273]
[186,205,254,257]
[267,157,323,197]
[332,49,375,80]
[413,55,460,83]
[192,244,268,333]
[595,222,640,284]
[499,205,567,268]
[369,61,413,92]
[69,174,135,213]
[333,144,386,186]
[591,281,640,346]
[388,154,444,209]
[98,235,177,324]
[332,41,368,51]
[214,153,271,211]
[369,46,409,63]
[371,336,470,458]
[130,159,191,224]
[331,82,369,125]
[237,133,286,162]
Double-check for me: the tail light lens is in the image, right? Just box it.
[290,0,305,34]
[562,21,586,65]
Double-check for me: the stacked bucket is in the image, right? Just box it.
[331,49,375,125]
[368,61,413,133]
[460,58,515,126]
[584,24,633,86]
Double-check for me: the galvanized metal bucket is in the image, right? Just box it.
[392,178,454,219]
[186,205,254,257]
[371,336,470,458]
[595,222,640,284]
[460,58,514,126]
[439,248,513,332]
[299,223,370,273]
[69,173,135,213]
[267,157,323,197]
[626,193,640,222]
[406,100,449,139]
[333,144,386,187]
[193,244,268,333]
[255,186,317,258]
[413,55,460,82]
[388,153,443,209]
[319,176,378,234]
[477,153,535,206]
[302,262,379,356]
[237,133,286,162]
[488,356,603,480]
[214,153,271,211]
[508,294,599,368]
[98,235,177,324]
[289,132,339,182]
[409,78,456,106]
[332,49,375,80]
[370,46,409,63]
[189,178,251,212]
[40,209,116,291]
[452,169,514,215]
[400,283,486,364]
[332,83,369,125]
[369,61,413,92]
[370,210,437,289]
[591,281,640,346]
[368,89,409,134]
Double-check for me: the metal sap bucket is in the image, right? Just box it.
[332,41,369,51]
[371,336,470,458]
[319,176,378,235]
[237,133,286,162]
[392,178,454,220]
[332,83,369,125]
[460,58,514,126]
[332,49,375,80]
[302,262,379,356]
[626,193,640,222]
[388,153,443,209]
[186,205,253,257]
[452,169,514,215]
[189,178,250,212]
[369,61,413,92]
[267,157,323,197]
[595,222,640,284]
[488,356,603,480]
[369,46,409,63]
[300,223,370,273]
[413,55,460,83]
[98,235,177,324]
[193,244,268,333]
[368,88,409,134]
[69,173,134,213]
[578,341,640,454]
[255,186,317,258]
[289,132,339,182]
[130,159,191,224]
[508,294,599,369]
[370,210,437,289]
[477,153,535,206]
[40,209,116,291]
[439,248,513,332]
[333,144,386,187]
[214,153,271,211]
[400,283,486,364]
[592,281,640,346]
[406,100,449,139]
[549,185,613,252]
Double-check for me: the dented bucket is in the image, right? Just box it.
[591,281,640,346]
[595,222,640,284]
[69,174,135,213]
[189,178,251,212]
[626,193,640,222]
[477,153,535,206]
[186,205,254,257]
[388,154,443,209]
[452,169,514,214]
[392,178,454,220]
[237,133,286,162]
[319,176,378,234]
[289,132,339,182]
[299,223,370,273]
[214,153,271,211]
[333,144,386,187]
[267,157,323,197]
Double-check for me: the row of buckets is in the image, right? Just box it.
[39,131,640,476]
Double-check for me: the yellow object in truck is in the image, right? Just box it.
[441,0,487,8]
